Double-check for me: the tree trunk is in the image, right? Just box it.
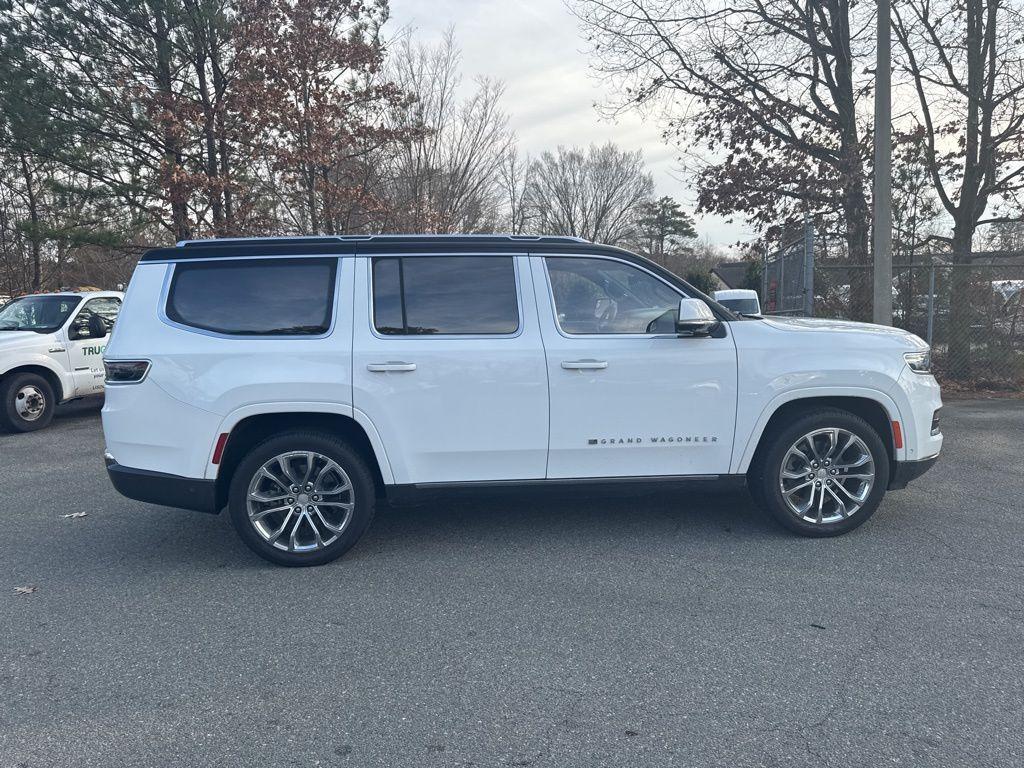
[947,220,975,379]
[18,154,41,292]
[843,184,872,321]
[150,3,191,241]
[196,60,224,234]
[207,12,233,232]
[830,3,872,323]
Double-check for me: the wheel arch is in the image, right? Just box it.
[739,391,902,476]
[212,410,391,510]
[0,363,65,402]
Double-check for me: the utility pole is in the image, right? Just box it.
[873,0,893,325]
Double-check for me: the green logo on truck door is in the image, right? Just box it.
[83,345,106,356]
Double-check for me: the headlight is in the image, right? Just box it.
[904,350,931,373]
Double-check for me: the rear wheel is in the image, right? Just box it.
[0,372,56,433]
[228,432,376,566]
[749,409,890,537]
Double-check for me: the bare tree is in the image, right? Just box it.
[893,0,1024,375]
[525,143,653,245]
[574,0,876,315]
[498,146,533,235]
[383,29,513,233]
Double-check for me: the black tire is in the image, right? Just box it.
[228,431,376,566]
[748,408,890,537]
[0,372,56,433]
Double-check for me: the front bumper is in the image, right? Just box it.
[106,457,219,514]
[887,455,940,490]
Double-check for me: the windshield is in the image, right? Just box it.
[0,295,82,333]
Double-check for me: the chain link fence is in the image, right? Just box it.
[757,220,1024,390]
[812,261,1024,391]
[761,220,813,316]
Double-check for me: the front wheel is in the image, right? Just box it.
[0,372,56,433]
[228,432,376,566]
[749,409,890,537]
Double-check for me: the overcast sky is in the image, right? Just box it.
[388,0,755,247]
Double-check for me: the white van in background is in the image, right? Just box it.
[714,289,762,316]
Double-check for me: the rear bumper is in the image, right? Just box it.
[887,454,939,490]
[106,457,219,514]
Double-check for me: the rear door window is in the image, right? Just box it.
[167,258,337,335]
[372,256,519,335]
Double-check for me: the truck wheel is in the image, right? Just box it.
[227,431,376,566]
[0,372,56,433]
[749,409,890,537]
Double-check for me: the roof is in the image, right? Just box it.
[712,261,750,289]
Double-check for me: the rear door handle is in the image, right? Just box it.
[367,361,417,372]
[561,359,608,370]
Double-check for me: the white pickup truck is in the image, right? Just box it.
[0,290,123,432]
[101,235,942,566]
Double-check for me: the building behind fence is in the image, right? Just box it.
[760,224,1024,390]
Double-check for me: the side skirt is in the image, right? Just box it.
[384,474,748,506]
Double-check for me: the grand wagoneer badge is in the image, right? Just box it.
[588,436,719,445]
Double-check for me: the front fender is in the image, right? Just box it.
[732,385,906,474]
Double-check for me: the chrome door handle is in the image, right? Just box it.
[561,359,608,370]
[366,361,417,372]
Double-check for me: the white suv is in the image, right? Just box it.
[102,236,942,566]
[0,290,122,432]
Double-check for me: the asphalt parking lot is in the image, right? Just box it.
[1,398,1022,767]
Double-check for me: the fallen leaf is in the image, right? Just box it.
[14,586,37,595]
[61,512,88,519]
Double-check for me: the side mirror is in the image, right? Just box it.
[87,314,108,339]
[676,298,717,336]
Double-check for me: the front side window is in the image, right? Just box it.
[372,256,519,335]
[0,295,81,333]
[167,258,337,336]
[546,256,683,334]
[69,297,121,340]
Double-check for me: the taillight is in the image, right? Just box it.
[104,360,150,384]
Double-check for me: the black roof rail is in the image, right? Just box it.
[174,234,592,248]
[176,236,354,248]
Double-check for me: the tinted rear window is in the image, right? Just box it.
[372,256,519,335]
[167,258,336,335]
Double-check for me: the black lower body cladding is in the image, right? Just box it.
[887,455,940,490]
[105,459,219,513]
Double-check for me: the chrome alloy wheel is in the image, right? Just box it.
[779,428,875,524]
[246,451,355,552]
[14,385,46,422]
